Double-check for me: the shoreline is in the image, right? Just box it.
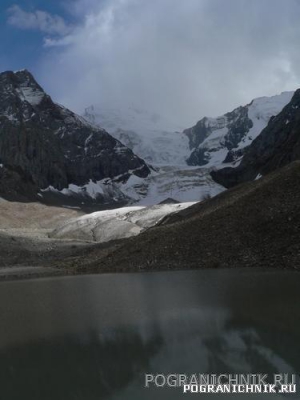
[0,259,298,282]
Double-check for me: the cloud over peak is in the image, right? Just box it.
[10,0,300,127]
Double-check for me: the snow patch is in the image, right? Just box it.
[237,91,294,151]
[43,180,105,200]
[16,86,44,106]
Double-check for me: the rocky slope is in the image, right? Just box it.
[184,91,293,167]
[211,89,300,188]
[0,70,150,205]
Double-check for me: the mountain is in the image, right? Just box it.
[0,70,150,206]
[0,70,296,208]
[211,89,300,188]
[184,91,294,167]
[83,104,224,204]
[83,92,294,204]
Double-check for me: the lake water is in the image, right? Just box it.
[0,268,300,399]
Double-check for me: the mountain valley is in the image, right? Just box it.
[0,69,300,277]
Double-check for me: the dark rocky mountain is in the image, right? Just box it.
[0,70,150,204]
[183,91,293,167]
[211,89,300,188]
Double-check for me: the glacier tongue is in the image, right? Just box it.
[50,202,196,243]
[121,165,224,205]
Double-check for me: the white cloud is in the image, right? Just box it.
[7,5,71,36]
[37,0,300,127]
[43,35,75,48]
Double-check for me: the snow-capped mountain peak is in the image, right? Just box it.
[184,91,294,168]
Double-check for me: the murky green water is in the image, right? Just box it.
[0,268,299,399]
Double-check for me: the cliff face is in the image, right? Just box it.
[211,89,300,188]
[0,70,150,203]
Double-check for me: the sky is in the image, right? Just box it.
[1,0,300,127]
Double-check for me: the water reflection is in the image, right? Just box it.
[0,269,299,399]
[0,328,162,400]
